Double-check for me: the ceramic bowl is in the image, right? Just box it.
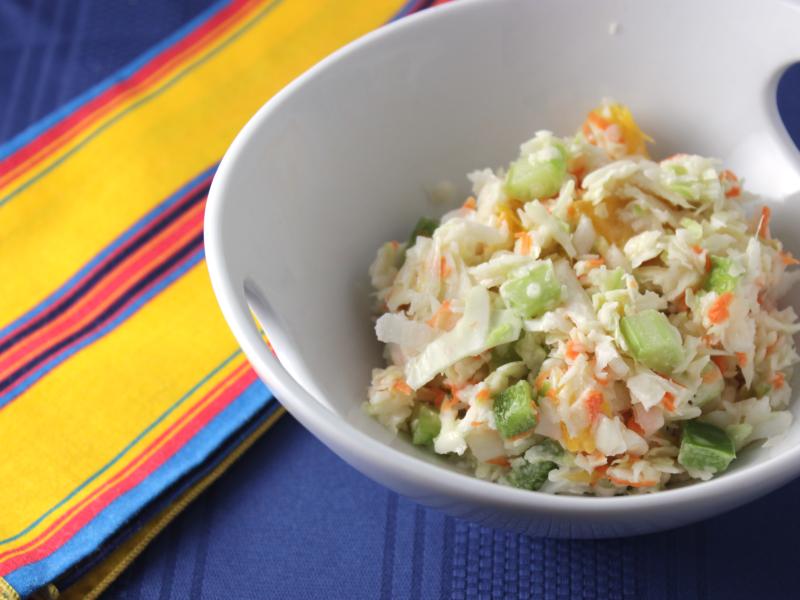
[205,0,800,537]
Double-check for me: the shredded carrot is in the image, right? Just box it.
[587,111,612,131]
[607,474,658,488]
[736,352,747,368]
[708,291,734,324]
[393,380,413,395]
[720,170,741,198]
[441,395,458,412]
[546,386,558,402]
[585,391,605,423]
[711,355,729,373]
[567,204,577,218]
[586,257,605,269]
[515,231,532,255]
[486,456,511,467]
[705,253,712,273]
[661,392,676,412]
[581,122,595,143]
[779,250,800,266]
[535,369,550,389]
[565,340,586,360]
[766,337,781,356]
[440,256,451,279]
[692,245,704,255]
[626,416,646,437]
[470,420,486,427]
[462,196,477,210]
[476,388,490,402]
[508,429,535,441]
[757,206,772,239]
[702,365,722,383]
[427,300,452,328]
[773,372,785,390]
[674,291,689,313]
[590,464,609,485]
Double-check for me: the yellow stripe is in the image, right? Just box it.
[0,262,243,542]
[57,406,285,600]
[0,0,403,325]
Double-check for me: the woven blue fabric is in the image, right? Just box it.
[2,2,800,599]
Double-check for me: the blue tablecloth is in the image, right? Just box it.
[2,2,800,598]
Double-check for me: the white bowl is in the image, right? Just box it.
[206,0,800,537]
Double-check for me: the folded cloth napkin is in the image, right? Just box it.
[0,1,420,597]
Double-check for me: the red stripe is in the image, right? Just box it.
[0,0,257,184]
[0,365,257,574]
[0,174,211,349]
[0,201,205,378]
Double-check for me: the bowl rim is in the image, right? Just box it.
[205,0,800,516]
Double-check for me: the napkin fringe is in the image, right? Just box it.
[0,576,19,600]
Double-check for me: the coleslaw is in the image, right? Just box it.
[366,101,800,495]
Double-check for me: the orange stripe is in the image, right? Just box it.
[0,1,261,189]
[0,201,204,379]
[0,361,251,566]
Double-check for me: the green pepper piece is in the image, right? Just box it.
[411,404,441,446]
[508,460,557,490]
[493,380,538,439]
[704,256,739,293]
[407,217,438,247]
[678,420,736,474]
[620,309,684,374]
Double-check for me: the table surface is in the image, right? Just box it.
[3,2,800,599]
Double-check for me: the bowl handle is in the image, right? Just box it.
[233,277,337,415]
[733,59,800,199]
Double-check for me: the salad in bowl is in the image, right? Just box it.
[367,101,800,496]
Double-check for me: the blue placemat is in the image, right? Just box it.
[3,3,800,599]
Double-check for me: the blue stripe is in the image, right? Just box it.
[0,0,232,161]
[0,346,243,548]
[0,0,283,209]
[0,165,216,341]
[0,247,205,409]
[5,380,276,598]
[390,0,422,20]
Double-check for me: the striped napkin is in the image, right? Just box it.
[0,1,426,598]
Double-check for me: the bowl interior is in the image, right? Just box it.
[213,0,800,479]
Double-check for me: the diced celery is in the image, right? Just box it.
[500,261,563,319]
[752,381,772,398]
[678,420,736,474]
[493,380,538,439]
[486,309,522,348]
[490,343,522,370]
[704,256,739,293]
[514,331,548,373]
[508,460,557,491]
[525,438,564,462]
[725,423,753,447]
[538,438,564,457]
[680,218,703,241]
[504,144,567,201]
[600,267,626,292]
[691,362,724,407]
[411,405,441,446]
[407,217,438,247]
[620,310,684,374]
